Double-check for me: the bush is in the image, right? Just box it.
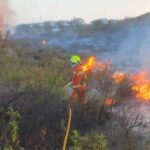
[0,106,21,150]
[69,130,108,150]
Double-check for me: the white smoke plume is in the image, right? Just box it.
[139,32,150,73]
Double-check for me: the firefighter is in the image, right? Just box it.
[69,55,87,108]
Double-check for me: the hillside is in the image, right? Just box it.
[0,12,150,150]
[1,36,150,149]
[13,13,150,71]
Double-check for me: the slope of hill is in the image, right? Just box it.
[12,13,150,72]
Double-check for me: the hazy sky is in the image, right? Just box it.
[10,0,150,24]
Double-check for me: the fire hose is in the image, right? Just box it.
[61,83,73,150]
[63,82,72,89]
[62,107,72,150]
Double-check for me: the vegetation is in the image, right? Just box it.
[69,130,108,150]
[0,35,145,150]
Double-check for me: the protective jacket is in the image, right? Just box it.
[69,64,87,106]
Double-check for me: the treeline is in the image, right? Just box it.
[14,18,119,37]
[14,12,150,37]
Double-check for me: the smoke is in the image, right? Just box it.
[12,12,150,73]
[139,32,150,73]
[117,21,150,73]
[0,0,13,32]
[98,15,150,74]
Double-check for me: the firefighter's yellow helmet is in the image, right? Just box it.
[70,55,81,64]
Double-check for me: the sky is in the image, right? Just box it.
[10,0,150,24]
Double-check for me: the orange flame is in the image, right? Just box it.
[82,56,96,72]
[104,99,117,106]
[41,40,47,46]
[113,72,126,83]
[132,70,150,102]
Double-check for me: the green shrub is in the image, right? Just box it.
[69,130,108,150]
[0,106,21,150]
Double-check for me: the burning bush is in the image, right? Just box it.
[132,70,150,102]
